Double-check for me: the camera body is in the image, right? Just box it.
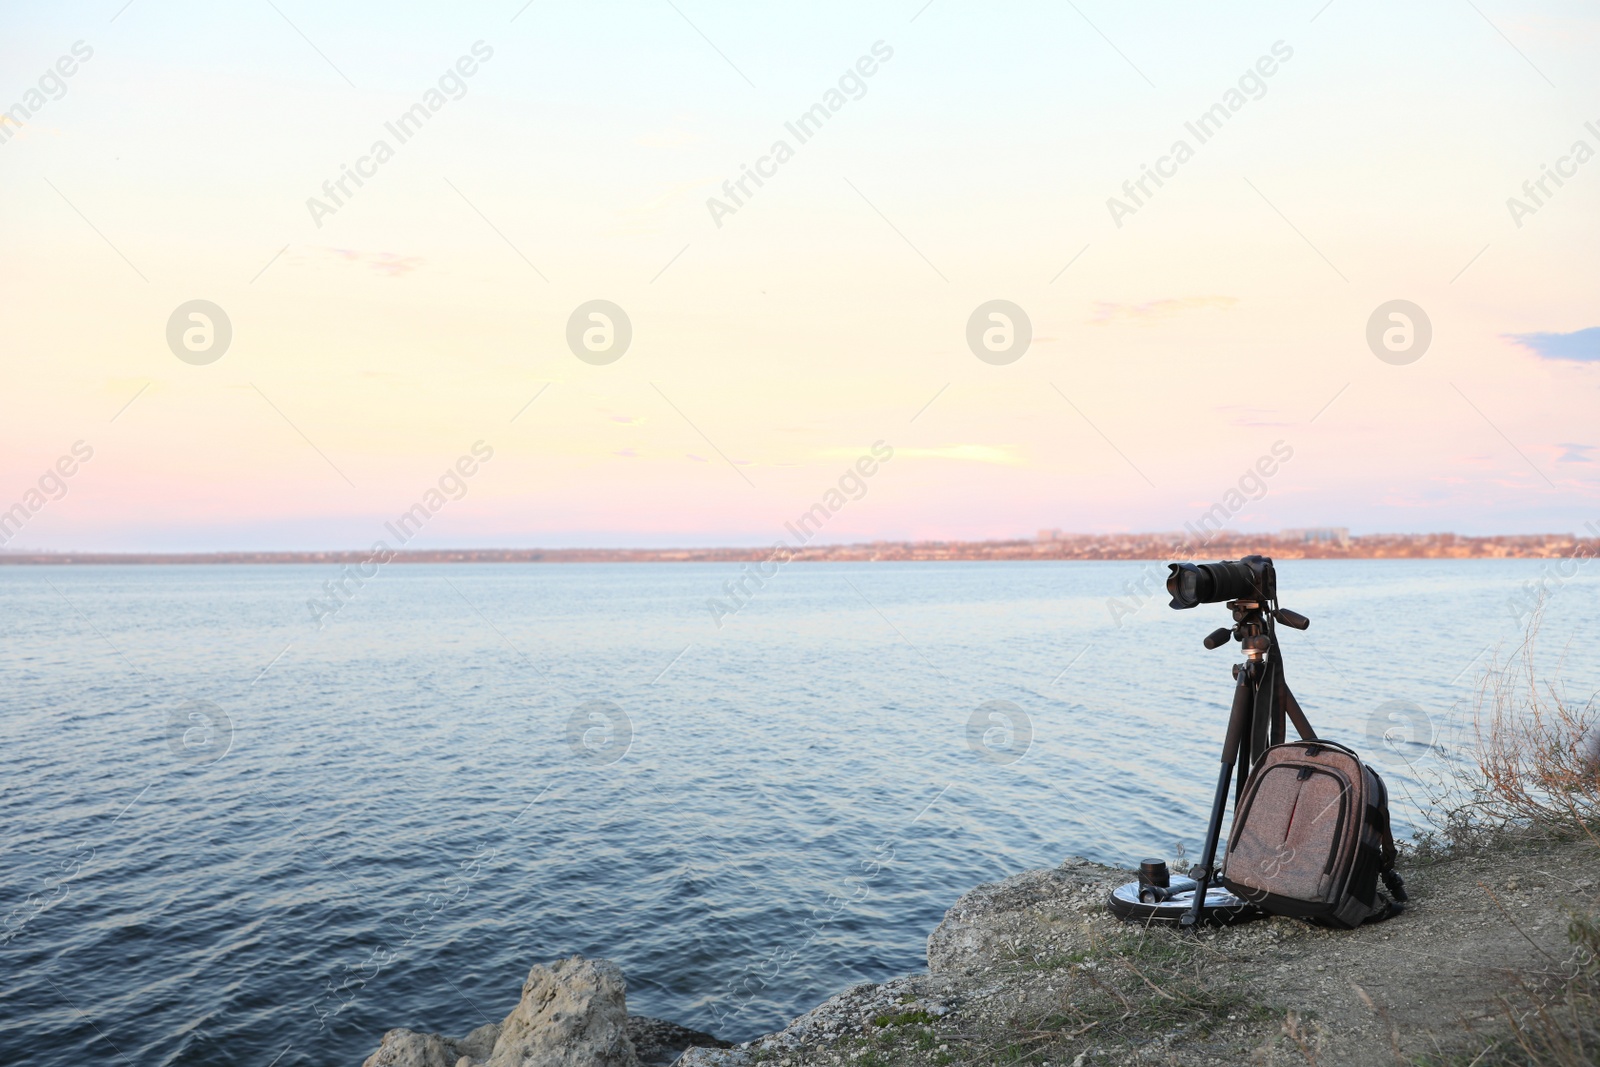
[1166,554,1276,610]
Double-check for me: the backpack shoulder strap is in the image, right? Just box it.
[1271,650,1318,741]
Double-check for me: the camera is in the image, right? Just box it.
[1166,554,1276,610]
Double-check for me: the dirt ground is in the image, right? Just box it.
[680,834,1600,1067]
[1189,834,1598,1065]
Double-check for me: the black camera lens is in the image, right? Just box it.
[1203,560,1263,603]
[1166,557,1274,609]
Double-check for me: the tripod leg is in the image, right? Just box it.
[1181,664,1256,928]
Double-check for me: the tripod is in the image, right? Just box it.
[1180,596,1314,928]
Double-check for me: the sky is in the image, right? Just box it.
[2,0,1598,551]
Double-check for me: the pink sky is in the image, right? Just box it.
[3,2,1597,550]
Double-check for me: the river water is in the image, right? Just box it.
[3,560,1594,1065]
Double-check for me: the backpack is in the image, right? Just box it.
[1220,739,1407,928]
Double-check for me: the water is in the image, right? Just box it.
[3,560,1596,1066]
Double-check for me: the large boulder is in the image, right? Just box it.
[484,956,638,1067]
[362,956,733,1067]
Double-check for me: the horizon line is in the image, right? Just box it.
[1,529,1592,564]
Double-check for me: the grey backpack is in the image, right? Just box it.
[1221,739,1406,928]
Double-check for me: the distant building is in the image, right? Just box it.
[1281,527,1349,545]
[1036,528,1063,542]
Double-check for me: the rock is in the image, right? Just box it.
[458,1023,501,1061]
[626,1016,732,1067]
[926,857,1126,975]
[484,956,638,1067]
[361,1028,470,1067]
[361,957,728,1067]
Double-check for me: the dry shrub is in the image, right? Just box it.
[1472,612,1600,840]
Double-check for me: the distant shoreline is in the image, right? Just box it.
[2,532,1592,564]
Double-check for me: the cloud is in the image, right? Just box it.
[1506,327,1600,362]
[312,247,424,277]
[1090,295,1237,325]
[1558,443,1594,463]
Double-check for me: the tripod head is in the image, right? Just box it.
[1201,600,1311,656]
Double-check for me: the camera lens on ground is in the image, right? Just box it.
[1139,859,1170,888]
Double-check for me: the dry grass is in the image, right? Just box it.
[1412,611,1600,863]
[829,928,1272,1067]
[1473,616,1600,841]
